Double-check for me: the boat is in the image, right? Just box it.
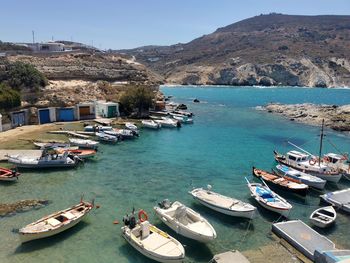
[171,114,193,124]
[68,138,99,149]
[246,178,292,217]
[19,200,93,243]
[115,129,138,139]
[95,132,118,143]
[125,122,138,131]
[172,110,193,117]
[309,206,336,228]
[274,164,327,190]
[154,199,216,243]
[55,148,97,159]
[155,118,180,128]
[273,120,341,183]
[8,151,79,169]
[121,209,185,263]
[323,153,350,176]
[142,120,161,129]
[0,167,20,181]
[84,125,113,132]
[33,142,77,150]
[274,150,342,183]
[252,167,309,196]
[189,186,257,219]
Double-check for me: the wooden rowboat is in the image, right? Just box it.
[252,167,308,196]
[309,206,336,228]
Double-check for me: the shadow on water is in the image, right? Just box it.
[258,134,307,146]
[13,221,89,254]
[118,242,155,263]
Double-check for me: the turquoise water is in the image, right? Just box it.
[1,86,350,263]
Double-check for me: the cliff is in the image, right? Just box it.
[120,14,350,87]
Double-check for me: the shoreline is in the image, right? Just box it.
[161,84,350,89]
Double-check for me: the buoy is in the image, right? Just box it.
[113,220,119,224]
[96,205,101,209]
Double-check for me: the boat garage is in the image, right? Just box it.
[38,108,56,124]
[56,107,76,122]
[76,103,95,120]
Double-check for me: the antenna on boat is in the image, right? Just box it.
[318,119,325,167]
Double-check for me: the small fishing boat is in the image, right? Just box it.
[171,114,193,124]
[246,178,292,218]
[154,199,216,243]
[125,122,138,131]
[115,129,138,139]
[84,125,113,132]
[95,132,118,143]
[189,186,257,219]
[172,110,193,117]
[323,153,350,177]
[252,167,308,196]
[33,142,77,150]
[309,206,336,228]
[121,210,185,263]
[19,200,93,243]
[8,151,79,169]
[273,150,342,183]
[142,120,161,129]
[275,164,327,190]
[55,148,96,159]
[155,118,180,128]
[0,167,20,181]
[69,138,99,149]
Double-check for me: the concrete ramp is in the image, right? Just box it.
[0,150,43,161]
[272,220,335,261]
[320,189,350,214]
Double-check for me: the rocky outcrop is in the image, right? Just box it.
[0,199,49,217]
[263,103,350,131]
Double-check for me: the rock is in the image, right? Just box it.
[0,199,50,217]
[263,103,350,132]
[193,98,200,103]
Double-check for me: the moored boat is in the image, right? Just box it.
[309,206,336,228]
[115,129,138,139]
[155,118,180,128]
[0,167,20,181]
[95,132,118,143]
[274,164,326,190]
[154,199,216,243]
[125,122,138,131]
[69,138,99,149]
[323,153,350,177]
[142,120,161,129]
[55,148,97,159]
[252,167,308,196]
[246,178,292,218]
[19,200,93,243]
[189,186,257,219]
[84,125,113,132]
[171,114,193,124]
[121,209,185,263]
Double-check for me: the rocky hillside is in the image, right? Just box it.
[120,14,350,87]
[4,52,163,106]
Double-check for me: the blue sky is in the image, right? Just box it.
[1,0,349,49]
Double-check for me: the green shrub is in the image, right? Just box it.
[0,83,21,110]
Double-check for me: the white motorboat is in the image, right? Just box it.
[246,178,292,218]
[33,142,77,150]
[323,153,350,176]
[274,150,342,183]
[8,151,79,169]
[155,118,180,128]
[142,120,161,129]
[154,199,216,243]
[69,138,99,149]
[84,125,113,132]
[171,114,193,124]
[275,164,326,190]
[95,132,118,143]
[125,122,138,131]
[309,206,336,228]
[189,186,257,219]
[115,129,138,139]
[19,201,93,243]
[121,210,185,263]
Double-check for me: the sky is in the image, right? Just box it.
[1,0,350,50]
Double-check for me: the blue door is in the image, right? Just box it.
[12,112,25,127]
[39,109,50,124]
[57,108,74,122]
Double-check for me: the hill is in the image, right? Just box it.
[120,14,350,87]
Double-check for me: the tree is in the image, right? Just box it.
[119,86,155,117]
[0,83,21,110]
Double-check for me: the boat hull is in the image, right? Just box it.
[192,195,256,219]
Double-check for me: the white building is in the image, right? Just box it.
[27,42,65,52]
[95,101,119,118]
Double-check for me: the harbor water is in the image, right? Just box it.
[1,86,350,262]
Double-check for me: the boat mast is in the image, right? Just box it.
[318,119,325,166]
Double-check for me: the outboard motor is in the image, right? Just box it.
[159,199,171,209]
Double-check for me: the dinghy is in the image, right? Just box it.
[0,167,20,181]
[125,122,138,131]
[95,132,118,143]
[246,178,292,218]
[275,164,327,190]
[252,167,308,196]
[155,118,180,128]
[69,138,99,149]
[55,148,96,159]
[309,206,336,228]
[189,186,257,219]
[121,210,185,263]
[8,151,79,169]
[19,200,93,243]
[142,120,161,129]
[84,125,113,132]
[154,199,216,243]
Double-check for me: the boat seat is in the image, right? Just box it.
[47,218,61,227]
[62,212,76,220]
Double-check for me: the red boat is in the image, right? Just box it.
[0,167,20,181]
[56,149,96,159]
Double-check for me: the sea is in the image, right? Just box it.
[1,86,350,263]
